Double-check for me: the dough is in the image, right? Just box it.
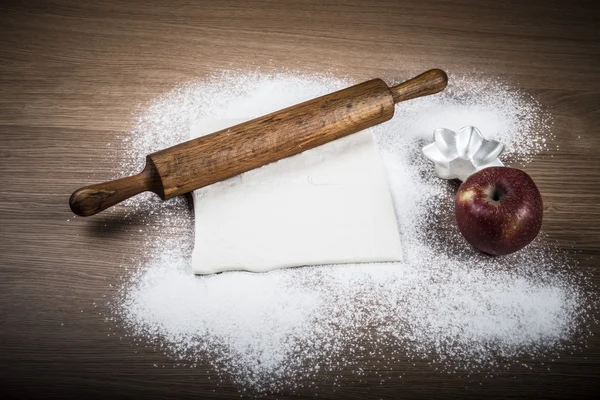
[190,119,403,274]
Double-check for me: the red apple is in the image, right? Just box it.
[455,167,543,256]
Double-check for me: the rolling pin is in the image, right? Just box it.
[70,69,448,216]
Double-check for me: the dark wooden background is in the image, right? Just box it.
[1,0,599,398]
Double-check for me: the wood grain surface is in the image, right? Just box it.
[1,0,599,399]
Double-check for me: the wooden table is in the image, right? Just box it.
[1,0,598,398]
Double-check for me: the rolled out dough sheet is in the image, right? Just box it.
[190,119,403,274]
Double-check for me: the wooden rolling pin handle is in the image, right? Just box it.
[69,163,157,216]
[389,69,448,103]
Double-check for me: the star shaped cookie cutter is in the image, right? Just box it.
[422,126,504,181]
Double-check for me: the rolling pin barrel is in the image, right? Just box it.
[69,69,448,216]
[151,78,395,199]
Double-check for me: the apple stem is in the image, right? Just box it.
[491,186,506,202]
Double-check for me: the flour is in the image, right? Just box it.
[113,71,594,393]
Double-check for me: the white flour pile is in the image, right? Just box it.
[111,72,595,392]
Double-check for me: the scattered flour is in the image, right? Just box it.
[110,71,594,393]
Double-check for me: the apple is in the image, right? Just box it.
[455,166,543,256]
